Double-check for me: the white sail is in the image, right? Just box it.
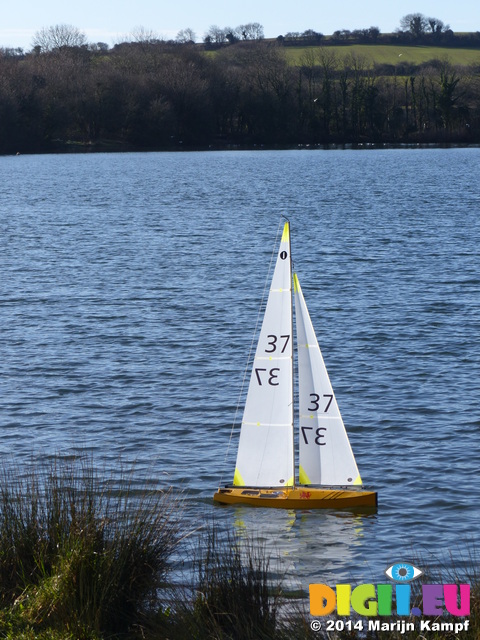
[234,222,294,487]
[294,273,362,486]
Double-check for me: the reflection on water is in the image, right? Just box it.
[231,506,373,588]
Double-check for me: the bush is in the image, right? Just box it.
[0,457,179,638]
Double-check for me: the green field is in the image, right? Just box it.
[283,44,480,67]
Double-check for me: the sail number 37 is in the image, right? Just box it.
[302,394,333,446]
[254,334,290,386]
[265,334,290,353]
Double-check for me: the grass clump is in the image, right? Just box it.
[189,530,279,639]
[167,529,316,640]
[0,457,179,639]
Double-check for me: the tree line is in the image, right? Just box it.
[2,13,480,55]
[0,30,479,154]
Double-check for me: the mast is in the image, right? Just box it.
[286,219,296,489]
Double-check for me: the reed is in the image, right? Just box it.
[0,457,179,639]
[163,528,282,639]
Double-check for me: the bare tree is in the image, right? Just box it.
[236,23,265,40]
[32,24,87,52]
[399,13,429,38]
[176,28,196,44]
[130,26,161,44]
[427,17,449,34]
[204,25,228,45]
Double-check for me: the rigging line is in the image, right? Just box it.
[219,218,285,488]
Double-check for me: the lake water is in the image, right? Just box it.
[1,147,479,591]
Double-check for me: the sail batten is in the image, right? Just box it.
[242,421,290,427]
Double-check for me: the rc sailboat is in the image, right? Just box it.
[213,222,377,509]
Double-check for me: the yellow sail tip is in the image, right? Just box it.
[281,221,290,242]
[293,272,300,293]
[353,474,363,486]
[299,465,311,485]
[233,468,245,486]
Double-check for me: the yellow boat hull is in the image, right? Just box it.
[213,486,377,510]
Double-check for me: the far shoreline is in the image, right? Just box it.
[5,140,480,158]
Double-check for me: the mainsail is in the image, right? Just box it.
[233,222,294,487]
[294,273,362,486]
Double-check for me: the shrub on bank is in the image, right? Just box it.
[0,458,179,638]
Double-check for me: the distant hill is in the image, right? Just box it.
[283,43,480,68]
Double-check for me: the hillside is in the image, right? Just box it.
[283,43,480,67]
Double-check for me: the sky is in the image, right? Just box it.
[2,0,480,50]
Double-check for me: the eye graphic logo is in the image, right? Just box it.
[385,562,423,582]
